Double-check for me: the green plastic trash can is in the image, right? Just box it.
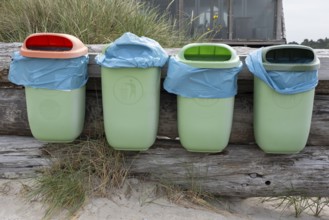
[175,43,241,152]
[100,46,161,151]
[18,33,88,142]
[253,45,320,154]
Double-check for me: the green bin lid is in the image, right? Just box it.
[262,45,320,72]
[176,43,240,69]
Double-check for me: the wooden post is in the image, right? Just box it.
[228,0,233,40]
[178,0,184,34]
[276,0,284,40]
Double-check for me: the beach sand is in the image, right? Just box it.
[0,179,328,220]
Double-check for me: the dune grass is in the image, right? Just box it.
[27,138,128,218]
[26,137,225,218]
[0,0,189,47]
[263,196,329,218]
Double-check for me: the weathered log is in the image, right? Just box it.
[1,43,329,82]
[126,139,329,197]
[0,136,49,179]
[0,88,328,145]
[1,135,329,197]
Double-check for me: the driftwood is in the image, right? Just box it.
[1,43,329,197]
[1,89,329,146]
[1,135,329,197]
[0,135,48,179]
[126,140,329,197]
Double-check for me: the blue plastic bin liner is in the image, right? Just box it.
[164,57,242,98]
[246,48,318,95]
[95,32,168,68]
[8,52,89,90]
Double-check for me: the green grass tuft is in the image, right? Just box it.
[263,196,329,218]
[27,138,128,219]
[30,171,86,217]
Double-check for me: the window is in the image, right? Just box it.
[181,0,229,38]
[146,0,279,41]
[197,0,229,39]
[232,0,276,40]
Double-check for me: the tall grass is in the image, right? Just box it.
[0,0,188,46]
[263,196,329,218]
[27,138,128,218]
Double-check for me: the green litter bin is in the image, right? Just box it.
[250,45,320,154]
[168,43,242,152]
[9,33,88,142]
[101,65,161,151]
[96,33,168,151]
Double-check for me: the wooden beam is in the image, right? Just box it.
[0,88,328,146]
[126,139,329,197]
[178,0,184,33]
[1,135,329,197]
[228,0,233,40]
[0,136,48,179]
[275,0,284,40]
[2,44,329,82]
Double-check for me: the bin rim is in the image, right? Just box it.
[20,33,88,59]
[176,43,241,69]
[262,45,320,72]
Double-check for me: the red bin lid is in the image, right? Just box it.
[20,33,88,59]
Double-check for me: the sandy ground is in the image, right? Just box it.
[0,179,328,220]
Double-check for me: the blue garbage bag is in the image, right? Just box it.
[163,57,242,98]
[246,48,318,94]
[95,32,168,68]
[8,52,89,90]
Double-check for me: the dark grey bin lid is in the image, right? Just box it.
[262,45,320,72]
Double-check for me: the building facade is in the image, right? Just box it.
[147,0,286,45]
